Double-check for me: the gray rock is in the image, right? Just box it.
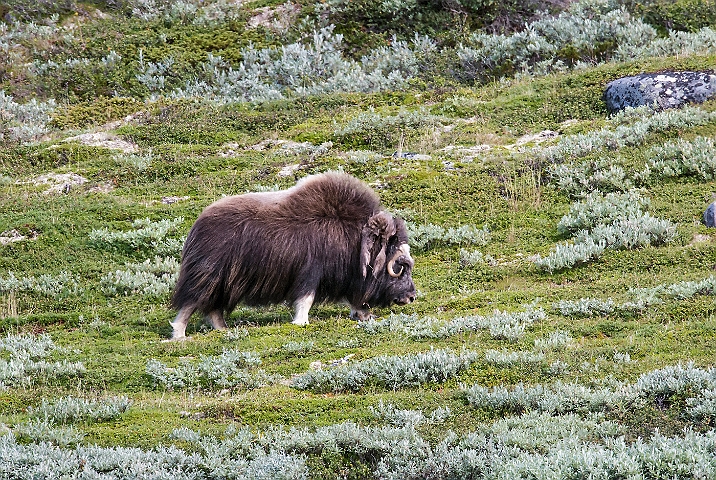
[604,71,716,113]
[704,202,716,228]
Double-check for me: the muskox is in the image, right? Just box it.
[170,172,416,339]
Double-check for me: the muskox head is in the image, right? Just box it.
[354,211,416,318]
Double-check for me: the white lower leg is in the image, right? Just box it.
[291,292,315,326]
[207,310,227,330]
[170,306,194,340]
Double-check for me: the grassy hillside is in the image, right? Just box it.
[2,0,716,477]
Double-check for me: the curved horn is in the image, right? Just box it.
[387,245,406,278]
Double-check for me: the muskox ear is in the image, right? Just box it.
[361,212,397,278]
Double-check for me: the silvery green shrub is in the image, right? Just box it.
[614,26,716,62]
[647,136,716,180]
[28,396,132,424]
[485,411,624,452]
[0,271,80,300]
[146,349,275,391]
[632,275,716,301]
[89,217,185,255]
[462,380,636,415]
[532,238,606,272]
[359,304,544,340]
[100,256,179,297]
[151,26,436,104]
[12,419,84,446]
[0,433,210,479]
[0,333,85,390]
[484,349,545,367]
[535,189,676,272]
[0,90,56,143]
[459,248,497,267]
[687,388,716,421]
[553,297,617,317]
[634,363,716,399]
[540,105,716,164]
[292,348,478,393]
[556,190,649,235]
[533,329,573,351]
[457,0,656,81]
[549,159,636,197]
[333,107,445,150]
[572,214,677,249]
[282,341,315,355]
[407,222,490,250]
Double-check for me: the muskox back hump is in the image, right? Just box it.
[287,172,381,222]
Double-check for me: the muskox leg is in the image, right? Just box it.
[207,310,227,331]
[291,292,315,326]
[170,306,195,340]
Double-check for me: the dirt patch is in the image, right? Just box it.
[0,228,38,245]
[63,132,138,153]
[247,3,300,31]
[20,172,88,194]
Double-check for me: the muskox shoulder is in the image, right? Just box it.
[289,172,380,221]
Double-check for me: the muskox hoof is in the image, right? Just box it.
[291,317,310,326]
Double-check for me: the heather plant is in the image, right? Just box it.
[146,349,275,391]
[89,218,184,255]
[291,348,479,393]
[100,256,179,297]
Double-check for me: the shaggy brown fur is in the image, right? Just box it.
[170,172,416,339]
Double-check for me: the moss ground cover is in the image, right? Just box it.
[2,0,716,477]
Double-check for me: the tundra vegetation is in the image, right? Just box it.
[2,0,716,478]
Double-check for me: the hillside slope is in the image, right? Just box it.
[2,0,716,478]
